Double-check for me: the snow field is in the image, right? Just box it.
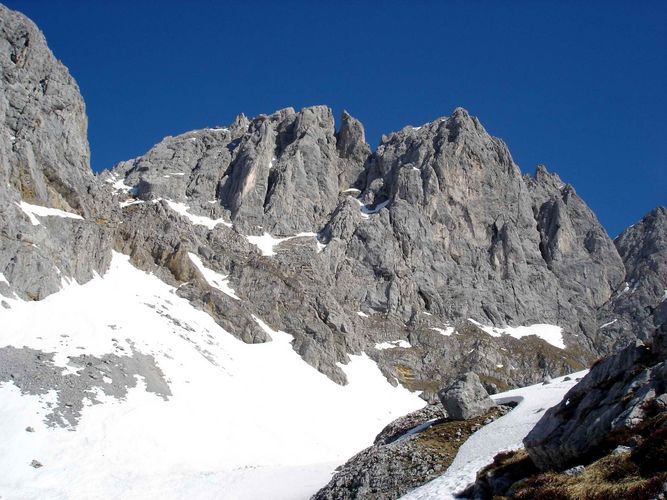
[0,252,424,499]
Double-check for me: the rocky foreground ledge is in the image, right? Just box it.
[461,323,667,499]
[313,373,511,499]
[314,324,666,499]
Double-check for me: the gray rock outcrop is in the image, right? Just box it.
[523,324,667,470]
[0,5,113,300]
[0,345,171,428]
[597,206,667,352]
[438,372,496,420]
[108,105,367,235]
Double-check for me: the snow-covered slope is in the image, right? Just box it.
[401,372,587,499]
[0,252,424,500]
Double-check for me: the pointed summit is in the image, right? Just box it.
[337,110,370,160]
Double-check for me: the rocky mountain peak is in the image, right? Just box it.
[1,5,665,498]
[110,104,369,235]
[98,103,639,388]
[531,163,566,188]
[446,106,484,138]
[596,205,667,350]
[336,110,370,161]
[616,205,667,258]
[365,107,520,210]
[230,111,248,129]
[0,5,105,217]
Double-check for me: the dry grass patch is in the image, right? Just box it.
[513,452,667,500]
[512,408,667,500]
[414,406,509,457]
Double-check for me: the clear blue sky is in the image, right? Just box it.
[5,1,666,237]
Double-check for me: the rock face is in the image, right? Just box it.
[526,166,626,350]
[99,103,639,393]
[597,206,667,352]
[438,372,496,420]
[0,5,112,300]
[0,5,93,213]
[347,110,624,344]
[523,325,667,470]
[109,105,366,235]
[0,4,663,405]
[654,322,667,359]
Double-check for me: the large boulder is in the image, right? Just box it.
[438,372,496,420]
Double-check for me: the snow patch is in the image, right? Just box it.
[357,311,369,318]
[353,198,391,218]
[375,340,412,350]
[119,199,144,208]
[430,326,454,337]
[467,319,565,349]
[112,177,138,195]
[187,253,239,300]
[246,233,293,256]
[0,252,424,499]
[17,201,84,225]
[599,319,618,329]
[165,200,232,229]
[246,232,321,257]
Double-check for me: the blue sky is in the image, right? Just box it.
[5,1,666,236]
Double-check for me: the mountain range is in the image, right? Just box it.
[0,4,665,499]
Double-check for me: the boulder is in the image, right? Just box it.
[438,372,496,420]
